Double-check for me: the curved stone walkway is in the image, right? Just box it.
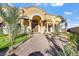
[13,32,52,56]
[5,32,69,56]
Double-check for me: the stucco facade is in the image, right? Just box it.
[0,6,63,34]
[19,6,62,33]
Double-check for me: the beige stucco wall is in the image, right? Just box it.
[45,14,55,20]
[20,6,62,24]
[19,7,63,33]
[45,14,62,24]
[22,7,46,21]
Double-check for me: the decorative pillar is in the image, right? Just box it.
[41,22,43,33]
[21,19,25,33]
[46,21,49,33]
[50,26,52,32]
[27,19,32,33]
[52,23,55,32]
[37,21,42,33]
[38,24,39,32]
[29,19,31,30]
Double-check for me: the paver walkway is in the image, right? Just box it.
[5,32,69,56]
[13,32,52,56]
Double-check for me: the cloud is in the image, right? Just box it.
[35,3,48,6]
[8,3,14,7]
[67,19,70,22]
[34,3,41,6]
[50,3,64,6]
[68,23,79,28]
[64,12,72,15]
[35,3,64,7]
[44,3,48,6]
[76,17,79,19]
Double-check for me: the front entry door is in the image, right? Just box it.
[31,20,38,32]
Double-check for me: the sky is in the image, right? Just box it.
[8,3,79,28]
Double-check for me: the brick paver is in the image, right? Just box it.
[14,32,51,56]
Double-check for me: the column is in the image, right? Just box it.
[38,24,39,32]
[52,23,55,32]
[29,19,32,32]
[41,22,43,33]
[46,21,49,33]
[38,24,40,32]
[21,19,25,33]
[50,26,52,32]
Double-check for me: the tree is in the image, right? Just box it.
[54,15,66,34]
[60,16,67,30]
[0,4,20,46]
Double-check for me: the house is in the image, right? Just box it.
[18,6,64,33]
[67,26,79,33]
[0,6,65,34]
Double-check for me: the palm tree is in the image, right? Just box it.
[54,16,67,33]
[0,4,20,46]
[53,16,65,34]
[60,16,67,31]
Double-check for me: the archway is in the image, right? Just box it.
[31,15,42,32]
[22,19,29,33]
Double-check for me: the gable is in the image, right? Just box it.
[22,7,46,20]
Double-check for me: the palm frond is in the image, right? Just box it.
[0,4,20,25]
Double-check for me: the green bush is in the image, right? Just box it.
[0,34,28,51]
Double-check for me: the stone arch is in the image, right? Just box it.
[30,13,44,21]
[31,15,42,32]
